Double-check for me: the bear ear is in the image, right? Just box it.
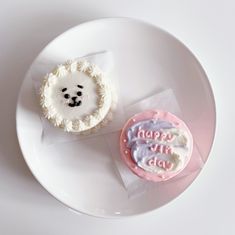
[77,85,83,89]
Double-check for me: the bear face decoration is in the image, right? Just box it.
[61,84,83,107]
[39,60,113,133]
[47,68,98,121]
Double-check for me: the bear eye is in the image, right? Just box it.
[77,85,83,89]
[77,91,82,96]
[62,88,67,92]
[64,94,70,99]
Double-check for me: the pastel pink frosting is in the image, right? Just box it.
[119,110,193,182]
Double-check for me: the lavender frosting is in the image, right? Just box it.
[126,119,188,173]
[127,119,173,147]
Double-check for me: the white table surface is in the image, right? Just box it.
[0,0,234,234]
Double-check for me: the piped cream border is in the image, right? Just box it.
[39,60,114,132]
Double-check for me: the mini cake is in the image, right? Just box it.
[120,110,193,182]
[39,60,116,133]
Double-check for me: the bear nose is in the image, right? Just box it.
[72,96,77,101]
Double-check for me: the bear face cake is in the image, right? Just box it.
[39,60,116,133]
[120,110,193,182]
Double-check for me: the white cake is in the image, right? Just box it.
[39,60,116,133]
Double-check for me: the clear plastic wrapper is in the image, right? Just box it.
[30,51,125,144]
[31,52,204,199]
[105,89,204,198]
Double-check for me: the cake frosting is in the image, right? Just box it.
[39,60,116,133]
[120,110,193,182]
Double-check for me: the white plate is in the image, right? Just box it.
[16,18,216,218]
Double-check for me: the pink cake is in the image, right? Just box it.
[120,110,193,182]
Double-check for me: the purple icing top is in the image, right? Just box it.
[126,119,188,173]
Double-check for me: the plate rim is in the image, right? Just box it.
[16,17,217,218]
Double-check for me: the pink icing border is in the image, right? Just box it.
[119,110,193,182]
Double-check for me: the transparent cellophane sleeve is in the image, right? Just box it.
[31,51,204,199]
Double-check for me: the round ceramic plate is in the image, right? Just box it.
[16,18,216,218]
